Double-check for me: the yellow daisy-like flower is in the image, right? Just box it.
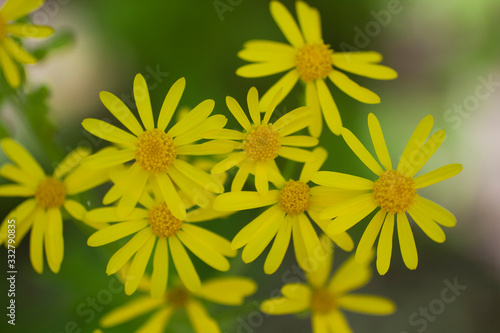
[99,275,256,333]
[261,235,395,333]
[311,113,463,275]
[82,74,235,219]
[0,0,54,88]
[213,147,355,274]
[237,1,397,137]
[209,86,318,195]
[86,181,236,295]
[0,139,109,273]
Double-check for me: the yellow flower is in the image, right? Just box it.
[86,181,236,295]
[99,275,256,333]
[209,86,318,195]
[213,147,355,274]
[312,113,463,275]
[237,1,397,137]
[0,0,54,88]
[261,235,395,333]
[0,139,109,273]
[82,74,236,219]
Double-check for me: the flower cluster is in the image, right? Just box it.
[0,1,462,332]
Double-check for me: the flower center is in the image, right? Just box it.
[147,203,183,238]
[295,43,333,82]
[243,125,281,162]
[167,287,190,308]
[311,289,336,314]
[35,177,66,209]
[279,180,310,215]
[372,170,417,214]
[135,129,177,173]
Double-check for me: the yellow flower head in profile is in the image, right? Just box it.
[214,147,355,274]
[261,235,395,333]
[0,139,109,273]
[99,275,256,333]
[82,74,236,220]
[209,86,318,195]
[0,0,54,88]
[86,179,236,296]
[312,113,463,275]
[237,1,397,137]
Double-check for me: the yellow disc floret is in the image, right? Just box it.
[372,170,417,214]
[35,177,66,209]
[311,289,336,314]
[147,203,183,238]
[243,125,281,162]
[135,129,177,173]
[295,43,333,82]
[167,287,190,308]
[279,180,311,215]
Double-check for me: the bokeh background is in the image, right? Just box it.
[1,0,500,332]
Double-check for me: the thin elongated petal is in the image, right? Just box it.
[326,310,353,333]
[367,113,392,170]
[296,1,321,43]
[88,220,148,247]
[255,161,269,195]
[81,148,135,169]
[169,236,201,291]
[186,300,220,333]
[100,91,144,136]
[155,173,186,220]
[238,40,295,62]
[308,212,354,252]
[337,295,396,315]
[100,297,164,327]
[173,159,223,193]
[320,193,376,220]
[168,167,210,209]
[305,234,334,288]
[259,70,300,112]
[376,213,394,275]
[247,87,261,125]
[312,171,373,190]
[0,46,19,88]
[414,197,456,227]
[270,1,304,48]
[236,61,295,78]
[305,81,322,137]
[30,209,46,274]
[226,96,252,131]
[182,224,236,257]
[414,163,462,189]
[106,228,153,275]
[316,79,342,135]
[231,159,252,191]
[329,70,380,104]
[299,147,327,183]
[332,51,383,64]
[203,128,244,141]
[0,199,36,245]
[397,115,433,172]
[242,210,285,263]
[0,0,45,21]
[177,230,230,271]
[158,78,185,131]
[296,213,322,269]
[231,205,281,249]
[7,24,53,38]
[151,238,169,298]
[312,314,329,333]
[2,37,36,64]
[125,235,155,295]
[328,255,372,294]
[407,129,446,177]
[64,166,110,195]
[397,212,418,270]
[261,297,309,315]
[213,190,279,211]
[274,106,312,135]
[211,152,247,174]
[281,283,312,301]
[53,146,90,179]
[408,205,446,243]
[264,217,292,274]
[168,100,215,138]
[176,140,237,156]
[194,277,257,306]
[1,138,45,180]
[341,127,384,175]
[0,184,34,196]
[280,135,318,147]
[45,208,63,273]
[117,166,148,217]
[133,74,154,130]
[278,147,312,162]
[0,164,37,188]
[86,207,148,223]
[333,61,397,80]
[136,308,173,333]
[355,210,385,264]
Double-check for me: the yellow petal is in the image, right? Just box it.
[305,233,333,288]
[332,51,383,64]
[238,41,295,62]
[0,46,20,88]
[116,165,148,217]
[173,159,223,193]
[182,223,236,257]
[6,23,53,38]
[186,300,220,333]
[320,192,376,221]
[150,238,169,299]
[274,106,311,135]
[281,282,312,301]
[0,163,38,188]
[169,236,201,291]
[99,91,144,136]
[64,166,110,195]
[367,113,392,170]
[333,61,397,80]
[326,310,353,333]
[278,147,312,162]
[397,212,418,270]
[81,148,135,169]
[341,127,383,175]
[0,0,44,21]
[53,146,91,179]
[86,207,148,223]
[406,129,446,177]
[231,158,252,191]
[259,70,300,112]
[125,235,155,295]
[87,220,148,247]
[211,152,247,174]
[397,115,433,173]
[106,228,153,275]
[82,118,137,145]
[213,190,279,211]
[176,140,237,156]
[414,197,456,227]
[329,70,380,104]
[155,173,186,220]
[264,217,292,274]
[270,1,304,48]
[0,184,34,196]
[168,99,215,138]
[236,60,295,78]
[1,138,44,180]
[247,87,261,125]
[30,208,46,274]
[225,95,252,131]
[280,135,318,147]
[136,307,173,333]
[231,205,282,249]
[2,37,36,64]
[408,205,446,243]
[194,277,257,306]
[414,163,462,189]
[133,73,154,130]
[337,294,396,315]
[44,208,63,273]
[328,254,372,294]
[316,79,342,135]
[355,210,385,264]
[261,297,309,315]
[177,229,230,271]
[100,296,164,327]
[296,1,322,43]
[376,213,394,275]
[312,171,374,190]
[255,161,269,195]
[157,77,185,131]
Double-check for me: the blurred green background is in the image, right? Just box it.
[1,0,500,332]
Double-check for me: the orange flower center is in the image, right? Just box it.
[295,43,333,82]
[311,289,336,314]
[167,287,190,308]
[35,177,66,209]
[135,129,177,173]
[279,180,311,215]
[372,170,417,214]
[243,125,281,162]
[147,203,183,238]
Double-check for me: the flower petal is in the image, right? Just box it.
[226,95,252,130]
[355,210,385,264]
[414,196,456,227]
[194,277,257,306]
[414,163,462,189]
[337,294,396,315]
[168,99,215,138]
[312,171,374,190]
[341,127,383,176]
[1,138,44,180]
[151,238,169,299]
[397,212,418,270]
[333,61,397,80]
[259,70,300,112]
[367,113,392,170]
[100,297,164,328]
[264,216,292,274]
[376,213,395,275]
[177,229,230,271]
[169,236,201,291]
[397,115,433,173]
[133,73,155,130]
[213,190,279,211]
[296,1,321,43]
[87,220,149,247]
[99,91,144,136]
[270,1,304,47]
[125,234,155,295]
[329,70,380,104]
[157,77,185,131]
[0,46,20,88]
[332,51,383,64]
[316,79,342,135]
[106,228,153,275]
[6,23,53,38]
